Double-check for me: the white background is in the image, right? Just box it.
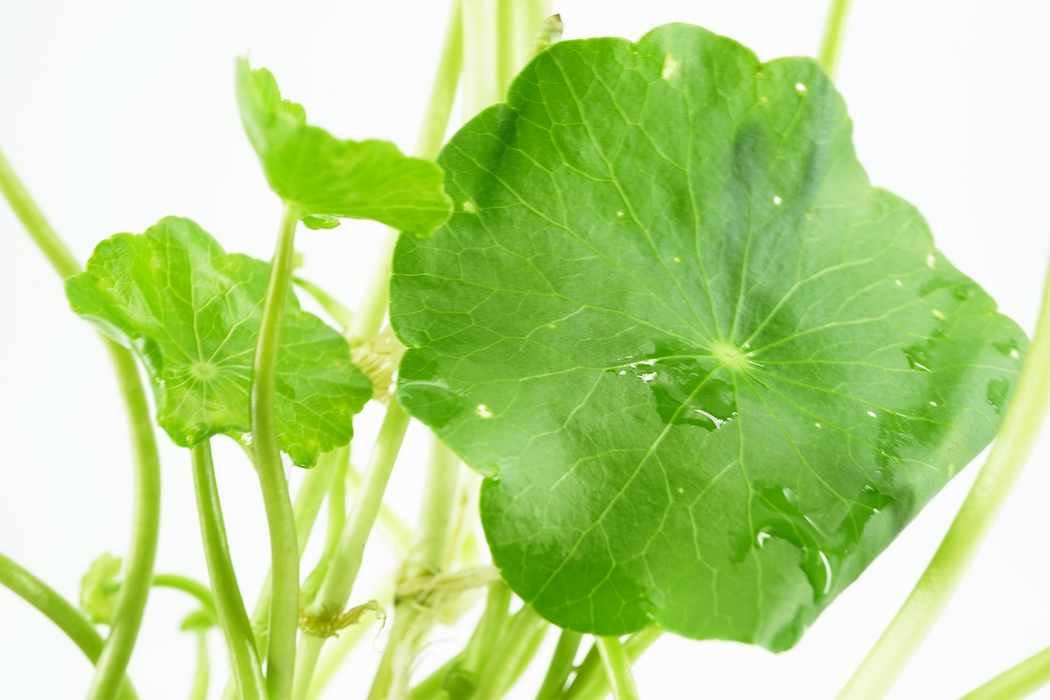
[1,1,1048,698]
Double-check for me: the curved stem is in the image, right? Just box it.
[958,646,1050,700]
[837,255,1050,700]
[817,0,854,81]
[1,145,162,700]
[84,343,163,700]
[594,638,639,700]
[153,574,217,622]
[190,630,211,700]
[0,552,138,699]
[0,146,80,278]
[191,440,267,700]
[251,203,302,700]
[294,400,412,693]
[535,629,583,700]
[292,277,354,331]
[563,627,662,700]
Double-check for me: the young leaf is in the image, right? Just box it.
[66,216,372,467]
[80,554,122,625]
[390,24,1028,649]
[235,58,452,236]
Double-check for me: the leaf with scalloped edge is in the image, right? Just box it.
[389,24,1028,649]
[236,58,452,236]
[66,216,371,467]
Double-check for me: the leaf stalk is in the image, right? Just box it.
[818,0,854,81]
[251,203,303,699]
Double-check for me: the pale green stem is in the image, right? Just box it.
[251,203,302,700]
[563,627,662,700]
[368,437,461,700]
[410,652,465,700]
[817,0,854,81]
[509,619,551,690]
[190,630,210,700]
[837,255,1050,700]
[191,440,267,700]
[535,629,584,700]
[958,646,1050,700]
[347,0,464,348]
[294,400,412,693]
[346,462,414,556]
[153,574,217,623]
[496,0,551,96]
[293,277,354,330]
[0,552,137,699]
[457,580,513,693]
[594,638,639,700]
[2,150,163,700]
[472,605,548,700]
[300,447,350,607]
[462,0,501,118]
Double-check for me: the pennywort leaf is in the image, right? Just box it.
[235,58,453,236]
[80,554,122,626]
[66,216,372,467]
[390,24,1028,649]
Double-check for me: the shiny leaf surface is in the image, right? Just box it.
[390,24,1027,648]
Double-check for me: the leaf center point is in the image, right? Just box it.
[710,341,748,371]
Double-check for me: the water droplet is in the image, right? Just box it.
[614,351,736,431]
[672,256,681,263]
[929,401,937,406]
[814,422,822,428]
[818,551,833,594]
[926,254,936,268]
[662,55,679,80]
[1010,349,1020,359]
[903,344,932,372]
[616,211,624,217]
[932,309,946,320]
[867,411,877,418]
[757,532,771,547]
[986,378,1010,414]
[476,404,493,418]
[773,195,782,205]
[795,82,807,92]
[895,279,903,287]
[993,338,1021,358]
[547,323,556,329]
[677,486,685,494]
[462,201,477,213]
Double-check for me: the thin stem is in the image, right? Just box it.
[535,629,583,700]
[837,254,1050,700]
[3,148,165,700]
[0,552,137,699]
[817,0,854,81]
[594,638,639,700]
[191,440,267,700]
[85,342,163,700]
[458,580,513,692]
[153,574,217,622]
[190,630,211,700]
[0,146,80,278]
[958,646,1050,700]
[293,277,354,331]
[462,0,501,118]
[347,0,464,348]
[472,605,548,700]
[345,461,413,556]
[294,400,412,693]
[496,0,551,96]
[300,447,350,607]
[563,627,662,700]
[251,203,302,700]
[368,437,461,700]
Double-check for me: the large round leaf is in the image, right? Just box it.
[389,24,1026,649]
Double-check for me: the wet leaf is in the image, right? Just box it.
[236,58,452,236]
[390,24,1027,648]
[66,216,372,466]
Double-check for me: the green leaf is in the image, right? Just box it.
[66,216,372,467]
[389,24,1028,649]
[235,58,453,236]
[80,553,122,625]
